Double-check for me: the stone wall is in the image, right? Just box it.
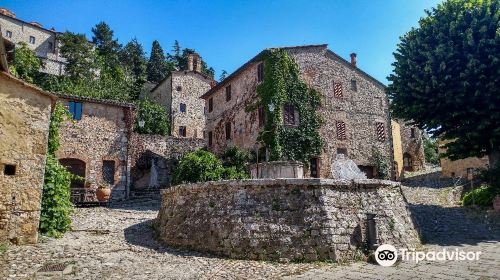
[56,96,134,201]
[0,13,66,75]
[399,121,425,172]
[157,179,420,262]
[129,133,206,189]
[0,73,54,244]
[203,45,393,179]
[438,140,489,178]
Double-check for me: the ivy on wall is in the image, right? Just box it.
[39,103,74,238]
[256,49,323,165]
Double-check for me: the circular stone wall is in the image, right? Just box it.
[156,179,420,262]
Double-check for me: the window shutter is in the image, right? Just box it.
[334,82,343,98]
[376,122,386,141]
[336,121,346,140]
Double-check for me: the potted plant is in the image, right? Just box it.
[96,183,112,202]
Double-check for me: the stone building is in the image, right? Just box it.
[439,140,489,178]
[55,94,135,203]
[0,7,66,75]
[201,44,394,179]
[147,53,215,139]
[391,120,425,177]
[0,35,56,244]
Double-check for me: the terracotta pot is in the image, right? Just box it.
[96,188,111,202]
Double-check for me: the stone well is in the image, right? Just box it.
[156,179,420,262]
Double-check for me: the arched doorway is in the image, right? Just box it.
[403,153,413,172]
[59,158,86,188]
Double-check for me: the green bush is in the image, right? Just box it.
[478,163,500,193]
[220,146,252,179]
[462,186,497,208]
[172,149,225,185]
[39,103,74,238]
[424,137,439,165]
[134,98,170,135]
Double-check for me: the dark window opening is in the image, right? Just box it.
[410,128,416,138]
[336,121,347,140]
[180,103,186,113]
[351,79,357,91]
[225,85,232,101]
[3,164,16,176]
[257,63,264,82]
[29,36,35,44]
[208,97,213,112]
[208,131,213,147]
[225,122,231,140]
[258,106,265,127]
[310,158,319,178]
[403,153,413,171]
[68,101,83,120]
[358,165,375,179]
[284,103,296,125]
[337,148,348,156]
[334,82,343,98]
[102,160,115,185]
[48,41,53,50]
[59,158,86,189]
[376,122,386,141]
[179,126,187,137]
[5,30,12,38]
[176,86,182,91]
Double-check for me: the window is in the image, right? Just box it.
[334,82,343,98]
[68,101,83,120]
[351,79,357,91]
[258,106,265,127]
[176,86,182,91]
[208,131,213,147]
[180,103,186,113]
[102,160,115,185]
[410,128,416,138]
[225,85,232,101]
[376,122,386,141]
[337,148,348,156]
[48,41,53,50]
[29,36,35,44]
[208,97,213,112]
[257,62,264,82]
[179,126,187,137]
[3,164,16,176]
[283,103,296,125]
[336,121,347,140]
[310,158,319,178]
[225,122,232,140]
[5,30,12,38]
[403,153,413,171]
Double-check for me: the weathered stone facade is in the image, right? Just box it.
[0,69,55,244]
[398,121,425,172]
[202,45,393,179]
[148,54,214,139]
[129,133,205,189]
[157,179,420,262]
[438,140,489,178]
[0,8,66,75]
[56,94,134,201]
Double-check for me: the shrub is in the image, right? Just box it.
[462,186,497,208]
[134,98,169,135]
[220,146,252,178]
[39,103,74,238]
[172,149,225,185]
[477,163,500,193]
[370,147,390,179]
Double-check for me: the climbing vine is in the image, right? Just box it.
[39,103,74,238]
[256,49,323,164]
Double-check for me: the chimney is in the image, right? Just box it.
[0,8,16,18]
[187,54,194,71]
[350,53,357,67]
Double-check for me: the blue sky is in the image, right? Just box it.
[3,0,442,84]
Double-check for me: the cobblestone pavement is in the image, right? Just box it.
[1,171,499,279]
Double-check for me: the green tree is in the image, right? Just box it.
[91,21,122,77]
[59,32,98,80]
[220,146,252,179]
[9,42,41,83]
[39,103,73,238]
[424,137,440,165]
[219,69,228,81]
[172,149,225,185]
[134,98,169,135]
[387,0,500,167]
[146,40,169,83]
[120,38,147,99]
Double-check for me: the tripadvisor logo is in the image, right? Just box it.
[374,244,482,266]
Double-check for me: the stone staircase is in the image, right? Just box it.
[129,188,162,201]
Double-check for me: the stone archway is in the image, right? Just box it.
[403,153,413,172]
[59,158,86,188]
